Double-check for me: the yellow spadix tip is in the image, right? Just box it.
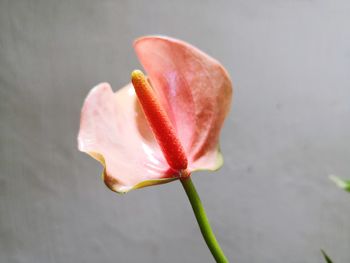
[131,69,145,81]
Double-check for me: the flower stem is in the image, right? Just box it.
[180,176,229,263]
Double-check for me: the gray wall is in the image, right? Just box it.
[1,1,349,262]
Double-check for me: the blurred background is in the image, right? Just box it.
[1,0,349,262]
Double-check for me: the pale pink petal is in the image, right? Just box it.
[78,83,176,193]
[134,36,233,171]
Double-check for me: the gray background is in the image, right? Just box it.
[1,0,349,262]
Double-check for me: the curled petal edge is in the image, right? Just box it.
[84,151,177,193]
[83,147,223,193]
[191,148,224,173]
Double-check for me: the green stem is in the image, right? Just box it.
[180,176,229,263]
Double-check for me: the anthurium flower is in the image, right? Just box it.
[78,36,232,193]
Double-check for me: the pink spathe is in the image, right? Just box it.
[78,36,233,193]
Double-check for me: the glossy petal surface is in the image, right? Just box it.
[134,36,233,171]
[78,83,175,193]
